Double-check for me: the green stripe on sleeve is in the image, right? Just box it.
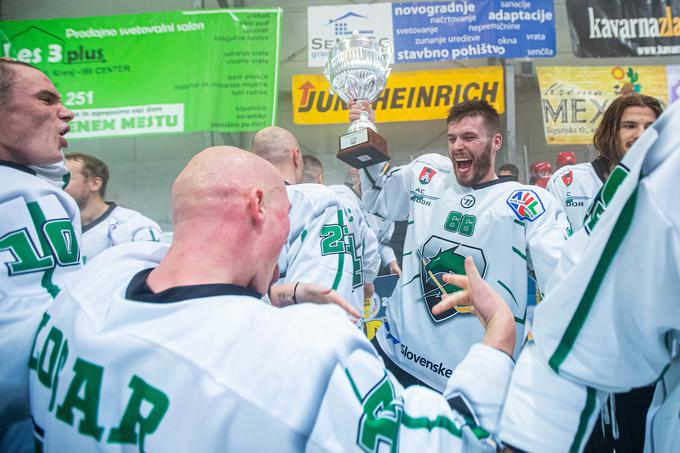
[331,209,345,291]
[570,387,597,453]
[512,246,527,261]
[497,280,518,308]
[549,189,638,372]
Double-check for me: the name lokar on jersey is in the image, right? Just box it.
[29,313,169,450]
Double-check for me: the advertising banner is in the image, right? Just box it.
[292,66,504,125]
[307,1,556,67]
[537,66,668,144]
[667,65,680,103]
[0,9,282,139]
[566,0,680,57]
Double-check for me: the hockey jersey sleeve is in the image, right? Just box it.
[523,187,570,291]
[359,216,380,284]
[360,162,413,222]
[306,344,514,452]
[501,102,680,453]
[110,212,163,245]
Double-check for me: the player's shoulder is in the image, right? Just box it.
[0,161,60,195]
[288,183,342,213]
[64,241,168,306]
[411,153,453,173]
[109,204,156,224]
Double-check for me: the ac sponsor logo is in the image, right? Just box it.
[506,189,546,222]
[400,343,452,378]
[419,166,436,184]
[565,194,590,208]
[409,187,438,206]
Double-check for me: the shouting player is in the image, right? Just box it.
[351,99,569,391]
[0,59,81,451]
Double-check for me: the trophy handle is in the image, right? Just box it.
[381,40,394,66]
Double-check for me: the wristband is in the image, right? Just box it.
[292,282,301,304]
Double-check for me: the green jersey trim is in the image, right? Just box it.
[331,209,346,291]
[569,387,597,453]
[549,189,638,372]
[511,247,527,261]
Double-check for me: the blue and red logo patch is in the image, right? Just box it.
[419,167,436,185]
[506,189,545,222]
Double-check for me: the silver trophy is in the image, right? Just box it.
[324,31,393,168]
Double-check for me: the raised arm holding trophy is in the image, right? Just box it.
[324,31,392,168]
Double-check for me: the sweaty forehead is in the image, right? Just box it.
[448,115,488,135]
[12,66,56,94]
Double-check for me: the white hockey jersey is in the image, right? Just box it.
[0,161,82,432]
[546,158,608,231]
[29,241,514,452]
[277,184,377,314]
[361,153,569,391]
[329,184,380,284]
[500,100,680,453]
[82,202,162,262]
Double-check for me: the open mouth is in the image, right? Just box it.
[59,127,70,149]
[456,158,473,172]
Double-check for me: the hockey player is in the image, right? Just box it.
[500,91,680,453]
[29,146,518,451]
[302,155,401,276]
[64,153,163,262]
[547,94,662,231]
[351,99,569,391]
[0,60,81,451]
[546,94,664,452]
[252,127,379,315]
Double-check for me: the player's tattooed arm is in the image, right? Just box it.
[269,282,361,323]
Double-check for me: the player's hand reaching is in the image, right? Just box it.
[269,282,361,323]
[431,256,515,356]
[348,99,376,124]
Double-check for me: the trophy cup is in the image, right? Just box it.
[324,31,393,168]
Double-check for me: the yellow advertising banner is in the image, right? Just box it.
[292,66,504,125]
[537,66,668,145]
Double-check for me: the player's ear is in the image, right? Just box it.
[88,176,104,194]
[248,187,266,225]
[493,132,503,152]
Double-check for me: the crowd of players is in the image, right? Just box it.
[1,58,679,452]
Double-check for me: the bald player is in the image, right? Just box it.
[28,146,520,451]
[252,127,379,315]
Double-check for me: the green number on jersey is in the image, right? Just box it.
[0,218,79,275]
[443,211,476,237]
[357,375,401,453]
[320,210,363,288]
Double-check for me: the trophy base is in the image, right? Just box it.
[338,128,389,169]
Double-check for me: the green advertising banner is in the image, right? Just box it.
[0,9,282,138]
